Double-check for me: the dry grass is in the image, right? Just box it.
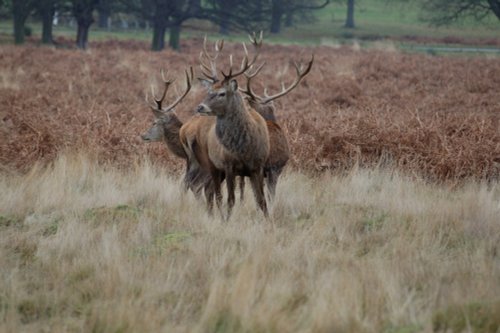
[0,40,499,181]
[0,153,499,332]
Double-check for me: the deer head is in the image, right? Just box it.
[141,67,193,142]
[196,32,263,117]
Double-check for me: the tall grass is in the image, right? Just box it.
[1,153,499,332]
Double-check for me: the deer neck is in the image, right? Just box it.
[163,115,187,159]
[215,94,254,156]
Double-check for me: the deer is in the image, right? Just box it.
[192,32,270,218]
[240,55,314,198]
[140,67,213,198]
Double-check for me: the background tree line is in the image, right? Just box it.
[0,0,498,51]
[1,0,331,50]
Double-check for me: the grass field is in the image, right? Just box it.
[0,153,499,332]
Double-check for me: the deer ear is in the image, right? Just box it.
[229,79,238,92]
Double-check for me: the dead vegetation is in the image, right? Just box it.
[0,39,499,181]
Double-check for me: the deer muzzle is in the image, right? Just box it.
[196,104,211,115]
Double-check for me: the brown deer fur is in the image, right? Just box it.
[196,79,270,218]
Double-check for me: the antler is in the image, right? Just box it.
[151,69,173,111]
[221,31,263,83]
[240,62,266,101]
[199,36,224,83]
[260,54,314,104]
[150,67,194,113]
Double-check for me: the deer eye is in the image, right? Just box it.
[218,92,226,97]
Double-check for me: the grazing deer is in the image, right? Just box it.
[194,33,270,218]
[240,56,314,198]
[141,67,212,197]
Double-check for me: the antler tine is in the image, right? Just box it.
[240,62,266,101]
[165,67,194,111]
[244,61,265,79]
[221,31,262,82]
[248,31,263,48]
[262,54,314,104]
[199,35,223,82]
[152,69,174,110]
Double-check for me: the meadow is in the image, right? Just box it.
[1,154,499,332]
[0,38,499,332]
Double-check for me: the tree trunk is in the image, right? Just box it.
[270,0,284,33]
[41,2,55,44]
[73,1,96,50]
[151,23,166,51]
[12,0,29,44]
[76,22,91,49]
[13,15,25,44]
[169,24,181,51]
[345,0,355,28]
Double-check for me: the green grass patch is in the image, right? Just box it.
[0,214,22,228]
[432,301,500,333]
[133,231,192,258]
[384,323,423,333]
[83,205,141,225]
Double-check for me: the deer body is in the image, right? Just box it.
[197,80,270,218]
[240,55,313,198]
[208,98,269,173]
[141,68,214,198]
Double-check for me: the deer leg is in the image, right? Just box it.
[249,170,268,218]
[211,171,224,218]
[265,168,281,202]
[184,160,205,200]
[238,176,245,202]
[181,160,191,193]
[225,168,236,220]
[204,180,215,215]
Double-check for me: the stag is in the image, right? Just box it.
[141,67,213,197]
[240,56,314,198]
[194,33,270,218]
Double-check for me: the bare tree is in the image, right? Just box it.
[12,0,35,44]
[269,0,330,33]
[36,0,63,44]
[120,0,201,51]
[420,0,500,24]
[345,0,355,28]
[72,0,99,49]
